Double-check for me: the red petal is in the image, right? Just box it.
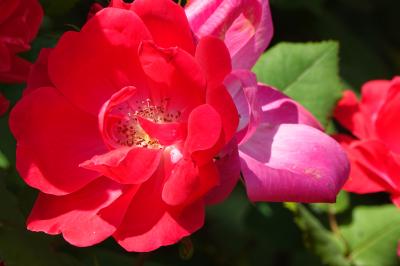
[131,0,196,54]
[205,139,241,205]
[184,104,223,165]
[162,159,219,206]
[376,78,400,153]
[334,90,375,139]
[137,116,186,146]
[10,87,106,195]
[0,56,30,83]
[80,146,162,185]
[342,139,400,194]
[26,48,53,94]
[27,177,135,247]
[138,41,205,115]
[48,8,152,115]
[195,36,231,89]
[114,170,204,252]
[206,85,239,145]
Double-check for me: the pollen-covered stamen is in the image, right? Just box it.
[110,98,181,148]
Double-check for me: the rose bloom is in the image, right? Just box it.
[0,0,43,83]
[334,77,400,205]
[11,0,239,252]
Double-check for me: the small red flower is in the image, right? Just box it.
[0,0,43,83]
[10,0,238,252]
[334,77,400,205]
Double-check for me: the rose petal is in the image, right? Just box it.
[205,139,241,205]
[333,134,388,194]
[334,90,375,139]
[185,0,273,69]
[80,146,162,185]
[195,36,231,89]
[49,8,152,115]
[343,139,400,194]
[114,170,204,252]
[376,78,400,153]
[130,0,196,54]
[240,123,349,203]
[138,41,205,115]
[258,84,323,130]
[224,70,261,144]
[162,159,219,206]
[184,104,223,165]
[27,177,135,247]
[26,48,53,94]
[10,87,106,195]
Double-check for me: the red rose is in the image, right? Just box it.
[0,0,43,83]
[334,77,400,205]
[10,0,238,252]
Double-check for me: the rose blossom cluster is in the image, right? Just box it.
[9,0,349,252]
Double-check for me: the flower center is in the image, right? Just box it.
[109,98,180,148]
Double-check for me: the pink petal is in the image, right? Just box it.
[224,70,261,144]
[185,0,273,69]
[239,123,349,203]
[257,83,323,130]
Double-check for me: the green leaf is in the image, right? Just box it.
[0,150,9,169]
[341,205,400,266]
[311,191,350,215]
[253,41,343,127]
[291,204,350,266]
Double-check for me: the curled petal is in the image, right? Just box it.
[224,70,260,144]
[80,146,162,185]
[240,123,349,203]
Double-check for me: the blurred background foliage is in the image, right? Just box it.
[0,0,400,265]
